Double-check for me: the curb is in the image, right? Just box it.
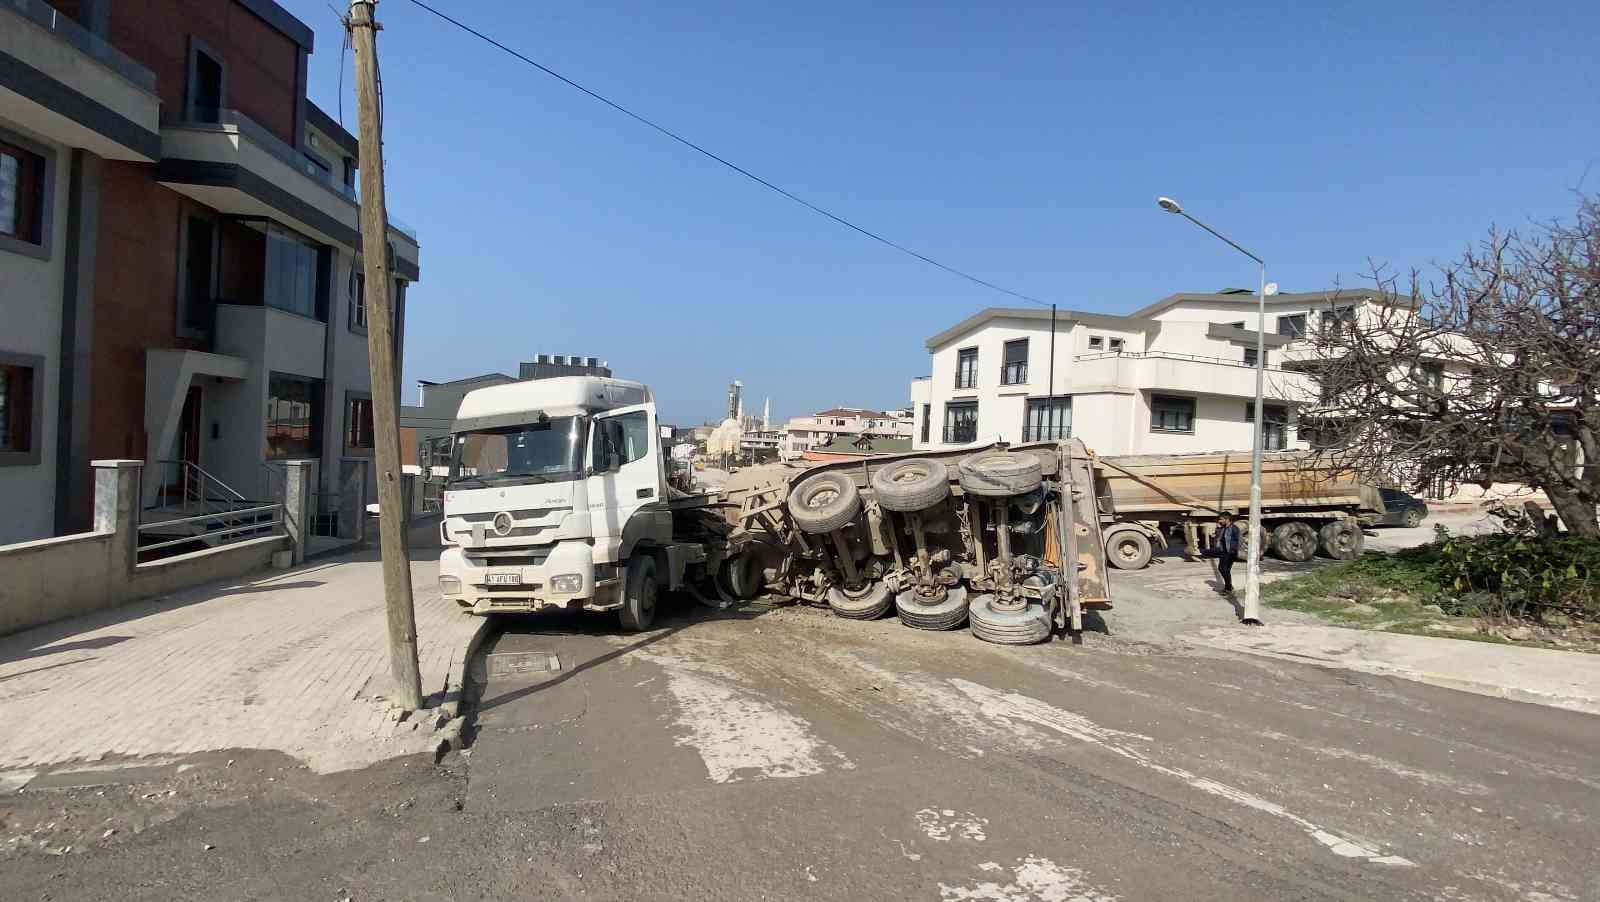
[432,615,492,759]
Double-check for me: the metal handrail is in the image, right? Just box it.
[1074,350,1294,372]
[137,511,284,555]
[136,503,281,533]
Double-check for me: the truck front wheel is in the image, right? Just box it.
[620,556,659,632]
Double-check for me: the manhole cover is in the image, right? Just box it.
[486,652,561,677]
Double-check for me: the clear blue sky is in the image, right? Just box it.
[283,0,1598,426]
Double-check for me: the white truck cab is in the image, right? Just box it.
[437,376,678,627]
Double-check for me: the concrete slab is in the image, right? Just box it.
[1183,624,1600,716]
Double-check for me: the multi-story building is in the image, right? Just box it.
[778,407,913,459]
[909,290,1378,456]
[0,0,421,543]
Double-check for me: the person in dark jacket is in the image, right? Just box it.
[1209,513,1242,593]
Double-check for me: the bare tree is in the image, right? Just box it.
[1294,195,1600,536]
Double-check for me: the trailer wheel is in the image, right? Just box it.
[718,552,763,600]
[788,471,862,534]
[871,458,951,512]
[1105,529,1153,570]
[1271,521,1318,563]
[957,451,1043,497]
[968,595,1051,645]
[894,585,969,630]
[827,581,893,620]
[1318,520,1364,560]
[619,555,658,632]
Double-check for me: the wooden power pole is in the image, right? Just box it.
[349,0,422,710]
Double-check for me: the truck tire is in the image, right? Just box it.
[871,458,951,512]
[957,452,1043,497]
[788,471,861,534]
[1105,529,1153,570]
[619,555,658,632]
[968,595,1051,645]
[1271,521,1318,563]
[1319,520,1364,560]
[827,581,893,620]
[718,551,763,600]
[894,586,969,630]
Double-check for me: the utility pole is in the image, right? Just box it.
[349,0,423,708]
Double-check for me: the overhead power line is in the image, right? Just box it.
[403,0,1053,308]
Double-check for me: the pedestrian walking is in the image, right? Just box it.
[1203,513,1242,594]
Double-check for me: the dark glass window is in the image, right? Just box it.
[265,225,319,318]
[1277,314,1306,337]
[0,140,45,245]
[0,363,35,452]
[1245,403,1289,451]
[920,404,931,444]
[349,268,367,330]
[1023,396,1070,441]
[955,348,978,389]
[1150,395,1195,433]
[943,401,978,444]
[345,395,374,451]
[1001,339,1028,385]
[266,374,324,459]
[1243,347,1268,366]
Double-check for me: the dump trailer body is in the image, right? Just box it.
[1094,450,1385,569]
[1097,450,1383,518]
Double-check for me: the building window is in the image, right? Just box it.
[264,225,320,318]
[1243,346,1268,366]
[920,404,931,444]
[178,215,217,335]
[1229,321,1246,329]
[348,267,367,331]
[1245,403,1289,451]
[1001,339,1028,385]
[0,355,42,464]
[1277,314,1306,338]
[266,373,324,459]
[1023,396,1071,441]
[1321,305,1357,336]
[943,401,978,444]
[1088,335,1104,351]
[1417,362,1444,390]
[0,138,47,251]
[955,348,978,389]
[1150,395,1195,433]
[1108,337,1125,353]
[344,393,374,454]
[185,38,224,122]
[1298,417,1347,450]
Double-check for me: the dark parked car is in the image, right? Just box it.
[1377,487,1429,528]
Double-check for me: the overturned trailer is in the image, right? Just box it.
[720,441,1111,645]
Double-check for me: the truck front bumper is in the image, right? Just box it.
[439,542,622,615]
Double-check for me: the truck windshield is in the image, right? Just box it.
[448,416,586,487]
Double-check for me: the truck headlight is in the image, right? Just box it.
[439,575,462,594]
[549,573,583,593]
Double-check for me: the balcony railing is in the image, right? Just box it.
[1076,350,1291,372]
[4,0,157,91]
[165,108,418,241]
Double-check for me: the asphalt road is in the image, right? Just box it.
[459,592,1599,901]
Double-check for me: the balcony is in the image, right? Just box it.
[0,0,161,160]
[1073,351,1317,403]
[157,109,420,280]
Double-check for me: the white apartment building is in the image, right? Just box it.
[780,407,913,459]
[909,290,1378,457]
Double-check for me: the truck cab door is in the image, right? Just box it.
[586,403,669,561]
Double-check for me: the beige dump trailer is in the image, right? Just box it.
[718,441,1110,645]
[1093,450,1385,570]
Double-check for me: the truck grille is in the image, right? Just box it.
[467,550,550,567]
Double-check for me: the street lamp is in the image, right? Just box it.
[1156,196,1267,626]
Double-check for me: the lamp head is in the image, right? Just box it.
[1157,196,1183,214]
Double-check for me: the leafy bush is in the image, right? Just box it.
[1433,530,1600,621]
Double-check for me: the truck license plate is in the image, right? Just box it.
[486,571,522,586]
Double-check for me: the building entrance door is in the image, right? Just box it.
[162,386,204,501]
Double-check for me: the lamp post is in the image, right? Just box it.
[1156,196,1267,625]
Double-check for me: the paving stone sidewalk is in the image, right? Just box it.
[0,545,484,776]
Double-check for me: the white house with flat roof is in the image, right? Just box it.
[909,290,1381,457]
